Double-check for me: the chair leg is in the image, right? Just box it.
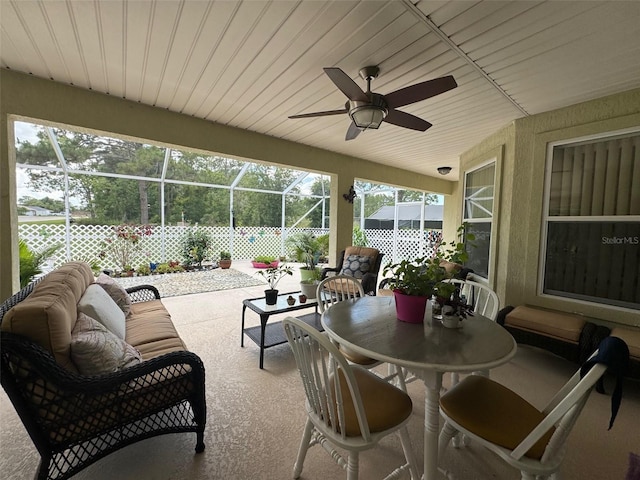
[393,364,408,392]
[398,426,420,480]
[438,421,458,462]
[293,419,314,479]
[346,451,359,480]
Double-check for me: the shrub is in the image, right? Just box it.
[180,228,214,268]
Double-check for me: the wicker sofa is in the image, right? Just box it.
[0,262,206,480]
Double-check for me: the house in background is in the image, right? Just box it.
[21,206,52,217]
[365,204,443,230]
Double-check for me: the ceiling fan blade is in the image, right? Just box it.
[289,109,348,119]
[324,67,368,102]
[385,75,457,109]
[345,121,361,141]
[384,109,432,131]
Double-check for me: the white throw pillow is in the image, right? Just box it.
[77,284,126,339]
[71,312,142,375]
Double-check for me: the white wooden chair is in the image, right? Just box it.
[316,275,406,391]
[445,278,500,388]
[283,316,419,480]
[438,348,612,480]
[447,278,500,320]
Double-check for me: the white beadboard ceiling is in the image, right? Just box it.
[2,0,639,179]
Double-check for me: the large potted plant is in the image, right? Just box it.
[299,267,323,299]
[286,232,322,281]
[383,225,475,323]
[255,262,293,305]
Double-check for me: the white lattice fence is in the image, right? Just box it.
[19,224,332,271]
[18,223,438,273]
[366,229,442,264]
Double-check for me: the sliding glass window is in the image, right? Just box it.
[542,130,640,310]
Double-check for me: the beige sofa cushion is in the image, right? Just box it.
[610,327,640,360]
[505,305,585,343]
[126,300,187,360]
[1,262,94,371]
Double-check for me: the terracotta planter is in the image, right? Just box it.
[219,259,232,269]
[393,290,428,323]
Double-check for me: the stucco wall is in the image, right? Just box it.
[460,88,640,326]
[0,70,454,299]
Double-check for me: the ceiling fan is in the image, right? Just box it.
[289,66,457,141]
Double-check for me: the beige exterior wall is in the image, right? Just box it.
[0,70,454,299]
[459,88,640,327]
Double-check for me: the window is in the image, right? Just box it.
[541,130,640,310]
[463,162,495,278]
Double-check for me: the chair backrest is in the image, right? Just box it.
[316,275,365,314]
[447,279,499,320]
[511,354,608,463]
[283,316,372,441]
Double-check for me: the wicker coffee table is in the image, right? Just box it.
[241,291,320,369]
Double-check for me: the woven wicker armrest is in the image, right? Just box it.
[360,272,377,296]
[126,284,161,302]
[320,266,340,278]
[1,332,206,479]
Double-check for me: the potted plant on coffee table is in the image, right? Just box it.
[255,262,293,305]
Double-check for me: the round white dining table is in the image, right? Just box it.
[321,295,517,480]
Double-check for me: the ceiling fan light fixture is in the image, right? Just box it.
[350,105,386,129]
[348,94,388,130]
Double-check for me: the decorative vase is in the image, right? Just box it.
[265,289,278,305]
[298,294,307,303]
[287,295,295,306]
[441,305,463,328]
[393,290,428,323]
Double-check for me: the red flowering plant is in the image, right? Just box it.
[99,224,153,273]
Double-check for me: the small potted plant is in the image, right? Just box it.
[383,224,475,323]
[219,251,232,269]
[255,263,293,305]
[383,256,447,323]
[434,282,474,328]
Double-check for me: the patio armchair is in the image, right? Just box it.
[321,246,384,296]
